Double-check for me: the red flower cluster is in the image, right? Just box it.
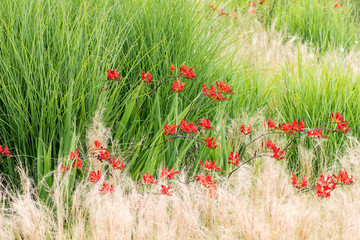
[216,81,233,94]
[99,181,114,194]
[334,3,340,8]
[163,124,176,136]
[143,173,157,184]
[260,0,265,4]
[240,124,252,135]
[178,119,198,133]
[110,158,125,170]
[179,65,196,79]
[291,174,307,189]
[0,145,11,156]
[161,184,173,195]
[202,84,231,101]
[107,69,122,81]
[306,129,328,138]
[200,160,223,172]
[89,170,102,183]
[69,150,82,169]
[99,149,111,162]
[267,119,305,133]
[196,174,218,198]
[160,167,179,179]
[198,118,213,129]
[170,79,185,93]
[169,64,175,74]
[333,170,354,185]
[264,141,284,160]
[249,1,255,7]
[141,71,152,84]
[203,137,218,149]
[89,140,106,150]
[329,112,349,133]
[228,152,241,166]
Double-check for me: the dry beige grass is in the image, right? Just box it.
[1,136,359,240]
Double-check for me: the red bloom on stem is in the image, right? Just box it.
[306,129,328,138]
[161,184,173,196]
[333,170,354,185]
[291,174,307,189]
[169,64,175,74]
[215,93,230,101]
[334,3,339,8]
[260,0,265,4]
[264,141,284,160]
[88,140,105,150]
[141,71,152,84]
[143,173,157,184]
[69,150,80,161]
[316,183,331,198]
[89,170,102,183]
[200,160,224,172]
[99,181,114,194]
[107,69,122,81]
[216,81,233,94]
[178,119,198,133]
[203,137,218,149]
[163,124,176,136]
[0,145,12,156]
[179,65,196,79]
[198,118,213,130]
[110,158,125,170]
[58,163,69,173]
[99,149,111,161]
[170,79,185,93]
[248,1,255,7]
[267,119,277,130]
[240,124,252,135]
[202,84,217,98]
[228,152,241,166]
[72,159,82,170]
[160,168,179,179]
[336,122,349,133]
[196,174,218,198]
[209,4,215,9]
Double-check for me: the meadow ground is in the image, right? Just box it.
[1,0,360,239]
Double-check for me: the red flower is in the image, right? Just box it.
[249,8,256,14]
[0,145,12,156]
[196,174,218,198]
[228,152,241,166]
[202,84,217,98]
[170,79,185,93]
[264,141,284,160]
[69,150,80,161]
[336,122,349,133]
[248,1,255,7]
[163,124,176,136]
[267,119,277,130]
[161,184,173,196]
[209,4,215,9]
[143,173,157,184]
[333,170,354,185]
[58,163,69,173]
[291,174,307,189]
[88,140,105,150]
[306,129,328,138]
[160,168,179,179]
[178,119,198,133]
[198,118,213,130]
[200,160,224,172]
[179,65,196,79]
[334,3,339,8]
[316,183,331,198]
[141,71,152,84]
[203,137,218,149]
[89,170,102,183]
[99,181,114,194]
[215,93,230,101]
[99,150,111,161]
[216,81,233,94]
[110,158,125,170]
[169,64,175,74]
[260,0,265,4]
[107,69,122,81]
[72,159,82,170]
[240,124,252,135]
[218,9,226,16]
